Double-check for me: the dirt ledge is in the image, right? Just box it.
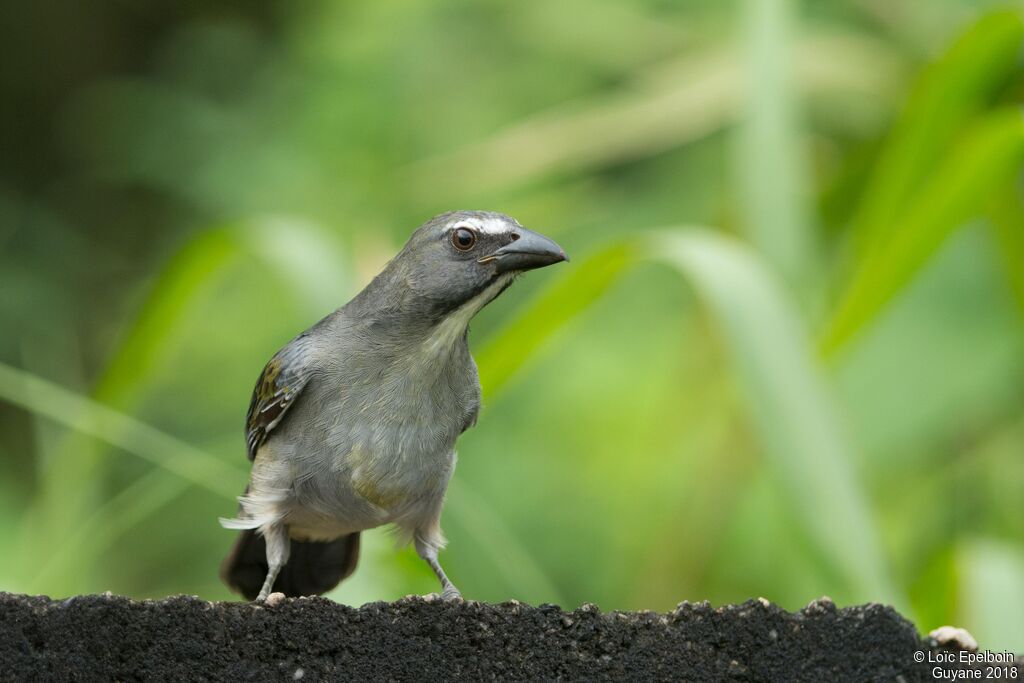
[1,592,1020,681]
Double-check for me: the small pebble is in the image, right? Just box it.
[929,625,978,652]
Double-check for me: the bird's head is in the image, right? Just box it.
[377,210,568,321]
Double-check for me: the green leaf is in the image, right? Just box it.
[481,229,899,606]
[93,230,240,404]
[824,109,1024,352]
[17,230,239,576]
[988,185,1024,319]
[735,0,814,283]
[0,358,240,593]
[14,219,350,590]
[96,219,349,404]
[851,9,1024,254]
[408,32,905,200]
[477,243,636,398]
[646,229,899,605]
[0,361,246,499]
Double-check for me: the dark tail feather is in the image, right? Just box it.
[220,530,361,600]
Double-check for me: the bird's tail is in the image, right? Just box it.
[220,530,361,600]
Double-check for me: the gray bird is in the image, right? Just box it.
[220,211,567,601]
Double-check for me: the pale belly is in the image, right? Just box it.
[269,430,458,543]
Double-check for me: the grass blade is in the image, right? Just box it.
[93,230,240,403]
[477,243,636,398]
[408,32,905,200]
[851,10,1024,254]
[0,361,245,499]
[988,185,1024,319]
[736,0,814,283]
[97,219,349,404]
[647,229,899,605]
[824,109,1024,352]
[15,219,350,588]
[0,361,565,602]
[27,470,188,595]
[480,228,899,605]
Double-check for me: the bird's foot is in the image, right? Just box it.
[256,591,286,606]
[421,587,463,602]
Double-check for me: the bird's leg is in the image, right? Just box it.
[256,522,290,602]
[415,534,461,601]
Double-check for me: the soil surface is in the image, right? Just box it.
[1,592,1020,681]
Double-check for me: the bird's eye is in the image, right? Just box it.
[451,227,477,251]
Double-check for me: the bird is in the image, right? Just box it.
[219,210,568,602]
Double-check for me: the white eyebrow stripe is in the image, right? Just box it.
[459,217,514,235]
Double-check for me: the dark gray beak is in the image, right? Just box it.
[480,227,569,274]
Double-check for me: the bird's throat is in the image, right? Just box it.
[419,273,515,360]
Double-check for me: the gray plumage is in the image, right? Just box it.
[221,211,567,601]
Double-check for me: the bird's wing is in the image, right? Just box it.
[245,333,316,460]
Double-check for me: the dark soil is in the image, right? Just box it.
[0,592,1019,681]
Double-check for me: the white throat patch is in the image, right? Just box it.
[421,273,516,357]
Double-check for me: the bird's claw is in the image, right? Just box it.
[256,591,286,606]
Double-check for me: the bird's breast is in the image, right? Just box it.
[341,412,459,497]
[298,339,480,518]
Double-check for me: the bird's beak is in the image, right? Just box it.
[479,227,569,274]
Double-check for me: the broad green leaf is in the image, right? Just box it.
[852,10,1024,254]
[824,110,1024,352]
[97,219,349,404]
[93,230,240,404]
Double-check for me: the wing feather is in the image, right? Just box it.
[245,333,315,460]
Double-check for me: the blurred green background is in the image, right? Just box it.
[2,0,1023,650]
